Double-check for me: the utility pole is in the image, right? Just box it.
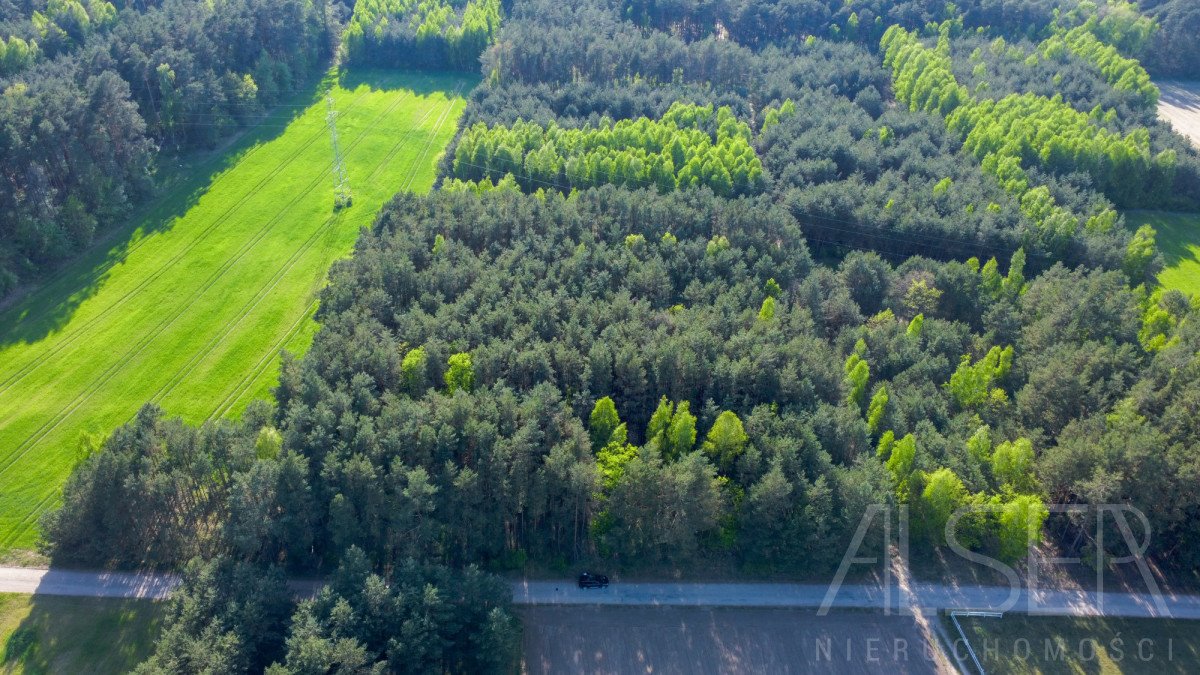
[326,96,352,209]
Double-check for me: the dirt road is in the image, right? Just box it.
[1158,81,1200,148]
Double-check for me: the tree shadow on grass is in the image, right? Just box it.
[338,66,478,98]
[0,67,476,351]
[0,72,330,350]
[2,594,163,674]
[1126,210,1200,294]
[1144,213,1200,269]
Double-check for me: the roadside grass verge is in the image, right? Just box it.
[0,593,162,674]
[946,612,1200,674]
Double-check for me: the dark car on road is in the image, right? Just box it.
[577,572,609,588]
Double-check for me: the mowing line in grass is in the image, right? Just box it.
[0,87,380,397]
[0,70,472,550]
[0,90,438,547]
[0,89,377,398]
[0,86,435,546]
[196,82,468,420]
[207,298,320,421]
[0,85,319,327]
[144,95,454,414]
[0,73,381,324]
[0,85,416,478]
[397,82,465,193]
[0,81,414,424]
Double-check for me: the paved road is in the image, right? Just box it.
[0,566,178,598]
[512,580,1199,618]
[3,566,1199,619]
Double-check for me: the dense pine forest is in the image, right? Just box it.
[12,0,1200,671]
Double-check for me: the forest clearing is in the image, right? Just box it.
[1127,210,1200,296]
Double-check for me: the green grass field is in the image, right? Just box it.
[0,594,163,673]
[0,68,471,552]
[1127,211,1200,296]
[947,613,1200,674]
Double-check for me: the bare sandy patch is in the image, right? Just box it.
[1158,81,1200,149]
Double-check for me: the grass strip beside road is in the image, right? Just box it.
[0,593,163,674]
[947,612,1200,674]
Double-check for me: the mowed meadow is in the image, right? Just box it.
[0,69,470,552]
[1128,211,1200,297]
[1137,81,1200,299]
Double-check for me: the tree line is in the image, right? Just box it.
[449,102,766,196]
[1111,0,1200,79]
[1042,26,1158,108]
[881,23,1181,283]
[619,0,1060,48]
[466,0,1184,277]
[0,0,329,297]
[618,0,1197,81]
[343,0,501,71]
[944,31,1200,215]
[130,552,518,673]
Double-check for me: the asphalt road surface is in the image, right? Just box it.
[0,565,178,598]
[511,579,1200,618]
[3,566,1200,619]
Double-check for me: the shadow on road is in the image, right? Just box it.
[1160,81,1200,113]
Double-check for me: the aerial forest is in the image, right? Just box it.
[21,0,1200,671]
